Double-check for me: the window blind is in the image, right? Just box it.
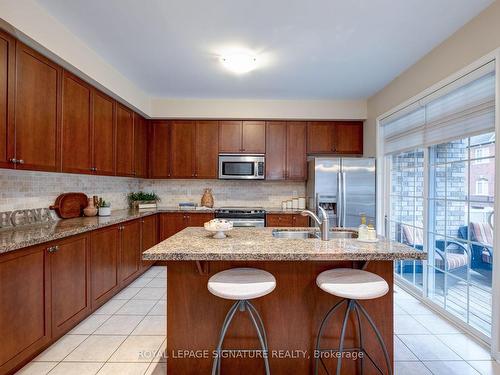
[381,61,496,155]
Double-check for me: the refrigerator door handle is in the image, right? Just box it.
[337,172,342,227]
[342,172,347,228]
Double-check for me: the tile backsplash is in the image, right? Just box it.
[142,179,306,208]
[0,170,306,212]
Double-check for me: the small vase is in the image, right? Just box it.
[83,198,98,217]
[201,188,214,208]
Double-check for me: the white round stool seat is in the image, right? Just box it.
[316,268,389,300]
[208,268,276,300]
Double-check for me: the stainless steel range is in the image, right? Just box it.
[215,207,266,227]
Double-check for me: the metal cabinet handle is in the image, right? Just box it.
[18,159,24,164]
[9,158,17,164]
[48,245,59,253]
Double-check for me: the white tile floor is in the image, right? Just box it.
[15,266,499,375]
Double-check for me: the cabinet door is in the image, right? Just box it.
[0,30,14,169]
[186,213,215,227]
[170,120,195,178]
[120,220,141,285]
[286,122,307,180]
[149,121,170,178]
[0,246,50,374]
[15,42,61,171]
[266,214,293,227]
[141,214,158,270]
[50,235,90,337]
[90,226,119,309]
[116,104,134,176]
[335,121,363,155]
[195,121,218,178]
[218,120,242,153]
[307,121,335,154]
[292,215,309,227]
[265,121,286,180]
[159,213,187,241]
[61,71,92,174]
[92,90,115,175]
[242,121,265,153]
[134,113,148,178]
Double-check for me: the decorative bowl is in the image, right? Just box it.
[204,219,233,239]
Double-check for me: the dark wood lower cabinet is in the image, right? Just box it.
[90,226,120,309]
[50,234,90,338]
[266,213,309,227]
[0,216,160,374]
[159,212,215,241]
[0,245,50,375]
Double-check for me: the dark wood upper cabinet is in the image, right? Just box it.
[92,90,115,175]
[149,120,170,178]
[286,121,307,180]
[119,220,141,285]
[0,245,50,375]
[61,71,92,174]
[116,104,134,176]
[195,121,218,178]
[90,226,119,309]
[218,120,242,153]
[0,30,14,169]
[265,121,287,180]
[15,42,61,172]
[335,121,363,154]
[307,121,336,154]
[266,121,306,181]
[49,234,90,337]
[170,120,195,178]
[242,121,265,153]
[134,113,148,178]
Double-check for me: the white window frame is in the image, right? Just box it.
[376,49,500,359]
[476,178,489,196]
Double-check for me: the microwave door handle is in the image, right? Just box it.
[255,161,259,177]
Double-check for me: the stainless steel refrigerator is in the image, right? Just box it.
[306,157,376,228]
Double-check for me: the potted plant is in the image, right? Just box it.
[127,191,160,210]
[98,198,112,216]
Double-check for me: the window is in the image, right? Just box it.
[472,147,490,164]
[476,178,489,195]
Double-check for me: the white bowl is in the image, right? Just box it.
[204,226,233,239]
[204,219,233,239]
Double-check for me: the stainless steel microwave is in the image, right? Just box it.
[218,155,265,180]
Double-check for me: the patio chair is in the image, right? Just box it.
[458,223,493,271]
[398,224,469,273]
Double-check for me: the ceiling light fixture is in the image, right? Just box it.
[220,52,258,74]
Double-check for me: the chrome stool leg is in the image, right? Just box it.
[336,300,354,375]
[314,299,347,375]
[212,300,271,375]
[353,305,364,375]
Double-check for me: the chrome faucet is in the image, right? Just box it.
[301,207,330,241]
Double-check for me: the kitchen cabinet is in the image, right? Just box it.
[134,113,149,178]
[0,30,14,170]
[307,121,363,155]
[335,121,363,154]
[266,121,306,180]
[92,89,116,175]
[0,245,50,375]
[266,214,309,227]
[219,120,265,153]
[195,121,219,178]
[14,42,61,172]
[90,226,120,309]
[49,234,90,337]
[149,120,170,178]
[141,214,158,270]
[119,220,141,285]
[170,120,195,178]
[116,103,135,176]
[61,71,92,174]
[159,212,215,241]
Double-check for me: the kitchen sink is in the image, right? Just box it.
[271,229,358,240]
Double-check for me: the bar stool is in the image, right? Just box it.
[314,268,392,375]
[208,267,276,375]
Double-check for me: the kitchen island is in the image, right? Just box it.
[143,227,425,375]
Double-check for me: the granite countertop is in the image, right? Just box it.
[142,227,426,261]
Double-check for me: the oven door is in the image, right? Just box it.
[228,218,265,227]
[218,155,265,179]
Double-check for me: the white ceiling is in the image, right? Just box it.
[36,0,492,100]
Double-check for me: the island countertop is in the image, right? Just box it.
[142,227,426,261]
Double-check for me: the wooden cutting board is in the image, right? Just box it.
[50,193,88,219]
